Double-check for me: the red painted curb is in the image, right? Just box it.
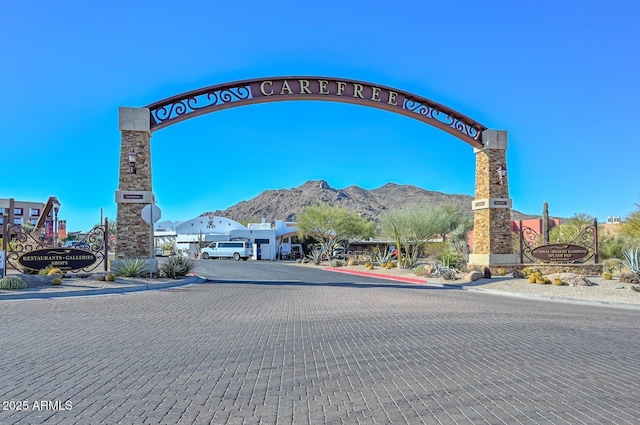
[325,267,428,285]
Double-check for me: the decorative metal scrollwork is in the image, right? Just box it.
[149,84,253,129]
[520,225,540,263]
[144,77,488,147]
[4,223,108,273]
[5,224,47,271]
[520,223,597,264]
[403,98,482,141]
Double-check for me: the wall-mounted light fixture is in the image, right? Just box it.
[128,149,138,174]
[496,165,507,185]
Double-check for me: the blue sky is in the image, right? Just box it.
[2,0,639,232]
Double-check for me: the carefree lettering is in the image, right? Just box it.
[257,79,400,106]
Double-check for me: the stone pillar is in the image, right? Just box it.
[115,107,153,258]
[468,130,518,266]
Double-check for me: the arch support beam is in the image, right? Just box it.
[468,130,518,267]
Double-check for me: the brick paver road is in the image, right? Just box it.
[1,267,639,424]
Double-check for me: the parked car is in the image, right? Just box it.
[201,241,252,261]
[64,241,91,250]
[156,247,163,257]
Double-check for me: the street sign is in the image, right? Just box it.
[141,204,161,224]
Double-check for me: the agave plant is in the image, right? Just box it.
[160,256,196,279]
[307,250,323,265]
[622,247,640,277]
[111,258,148,277]
[373,247,393,266]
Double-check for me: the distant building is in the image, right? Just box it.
[0,197,67,243]
[0,198,44,226]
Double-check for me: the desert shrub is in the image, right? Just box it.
[347,258,359,266]
[105,273,116,282]
[602,272,612,280]
[522,267,535,277]
[620,273,640,284]
[307,251,323,265]
[52,278,62,286]
[160,257,196,279]
[512,270,525,278]
[47,268,63,276]
[441,269,457,280]
[414,264,426,276]
[441,250,465,270]
[38,267,51,276]
[552,278,563,286]
[0,276,28,290]
[329,259,344,268]
[603,258,623,275]
[424,242,447,262]
[111,258,148,277]
[496,267,507,276]
[536,276,550,284]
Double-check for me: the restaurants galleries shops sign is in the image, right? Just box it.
[18,248,97,272]
[146,77,487,148]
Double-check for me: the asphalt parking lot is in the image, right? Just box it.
[1,260,639,424]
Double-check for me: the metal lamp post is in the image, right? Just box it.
[52,199,61,247]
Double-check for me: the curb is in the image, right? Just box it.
[0,275,207,301]
[324,267,429,285]
[324,268,640,310]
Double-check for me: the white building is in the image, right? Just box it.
[174,214,289,260]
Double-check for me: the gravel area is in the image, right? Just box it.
[0,274,188,294]
[299,263,640,308]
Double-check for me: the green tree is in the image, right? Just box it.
[380,208,442,268]
[548,213,595,243]
[598,232,628,260]
[296,204,375,260]
[621,204,640,240]
[435,204,471,243]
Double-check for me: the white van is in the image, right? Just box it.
[201,241,252,261]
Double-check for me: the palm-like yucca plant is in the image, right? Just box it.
[622,247,640,277]
[111,258,148,277]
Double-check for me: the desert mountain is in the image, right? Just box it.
[210,180,534,224]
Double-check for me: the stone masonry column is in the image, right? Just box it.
[115,107,154,258]
[468,130,518,266]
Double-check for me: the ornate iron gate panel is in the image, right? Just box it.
[519,220,599,264]
[3,220,109,273]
